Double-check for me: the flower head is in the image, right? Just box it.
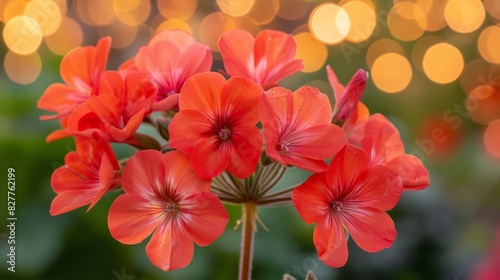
[218,29,303,89]
[50,132,120,215]
[259,86,346,173]
[38,37,111,142]
[107,150,229,271]
[168,72,263,179]
[292,144,403,267]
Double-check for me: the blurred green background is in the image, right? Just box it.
[1,0,500,279]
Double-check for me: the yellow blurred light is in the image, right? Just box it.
[444,0,485,33]
[423,43,463,84]
[342,0,376,43]
[98,20,138,49]
[114,0,141,12]
[53,0,67,17]
[4,51,41,84]
[484,119,500,158]
[199,12,237,51]
[294,32,328,73]
[387,2,427,41]
[114,0,150,25]
[158,0,197,20]
[478,25,500,64]
[3,15,42,55]
[24,0,61,36]
[412,35,443,73]
[73,0,115,26]
[278,0,310,20]
[415,0,433,14]
[309,3,350,45]
[484,0,500,21]
[371,52,412,94]
[3,0,29,22]
[157,19,192,33]
[45,17,83,56]
[424,0,447,31]
[366,38,404,69]
[233,15,261,36]
[247,0,279,25]
[217,0,255,17]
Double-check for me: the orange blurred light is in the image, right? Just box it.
[45,17,83,56]
[98,19,138,49]
[24,0,61,36]
[424,0,448,31]
[387,2,427,41]
[157,19,192,33]
[366,38,404,69]
[412,35,443,73]
[217,0,255,17]
[371,52,412,94]
[444,0,485,33]
[478,25,500,64]
[3,0,29,22]
[114,0,150,25]
[309,3,350,45]
[73,0,115,26]
[3,15,42,55]
[277,0,310,21]
[342,0,376,43]
[467,85,500,125]
[158,0,197,20]
[199,12,237,51]
[484,0,500,21]
[423,43,463,84]
[484,119,500,158]
[247,0,279,25]
[4,51,41,84]
[459,59,496,96]
[294,32,328,73]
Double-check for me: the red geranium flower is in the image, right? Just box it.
[258,86,347,173]
[292,144,403,267]
[168,72,263,179]
[122,29,212,103]
[38,37,111,142]
[50,132,120,216]
[108,150,229,271]
[349,114,431,190]
[218,29,303,89]
[67,71,159,143]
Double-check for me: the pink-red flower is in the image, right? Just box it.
[38,37,111,142]
[292,144,403,267]
[50,132,120,216]
[107,150,229,271]
[122,29,212,103]
[218,29,303,89]
[349,114,431,190]
[258,86,347,173]
[67,71,159,143]
[168,72,263,179]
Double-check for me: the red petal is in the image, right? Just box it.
[178,72,226,115]
[326,65,345,103]
[146,219,194,271]
[333,69,367,123]
[280,154,328,173]
[291,172,331,223]
[313,214,348,268]
[326,144,370,196]
[88,153,119,210]
[388,154,430,190]
[218,29,255,78]
[192,137,229,179]
[168,110,213,155]
[226,126,263,178]
[108,194,165,244]
[122,150,166,196]
[221,76,262,126]
[259,87,294,128]
[46,129,70,142]
[177,43,212,88]
[37,83,85,115]
[153,93,179,111]
[179,192,229,246]
[163,151,212,198]
[285,124,346,160]
[149,29,195,49]
[293,86,333,130]
[50,189,98,216]
[340,208,397,253]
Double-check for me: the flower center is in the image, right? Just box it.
[219,128,231,141]
[276,141,289,152]
[330,201,343,212]
[165,203,177,212]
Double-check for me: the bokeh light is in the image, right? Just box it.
[371,52,412,94]
[417,115,464,158]
[199,12,237,51]
[277,0,310,21]
[3,0,29,22]
[412,35,443,73]
[484,119,500,158]
[294,32,328,73]
[114,0,151,26]
[157,19,192,33]
[342,0,376,43]
[459,59,493,96]
[467,85,500,125]
[217,0,255,17]
[478,25,500,64]
[4,51,42,84]
[423,0,448,31]
[444,0,485,34]
[158,0,197,20]
[246,0,279,25]
[484,0,500,21]
[73,0,115,26]
[24,0,62,36]
[98,19,139,49]
[387,2,427,41]
[366,38,404,69]
[44,17,83,56]
[3,15,43,55]
[309,3,350,44]
[423,43,464,84]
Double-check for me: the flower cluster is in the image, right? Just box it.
[39,29,430,272]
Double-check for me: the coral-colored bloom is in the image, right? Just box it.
[327,65,368,125]
[218,29,303,89]
[108,150,229,271]
[122,29,212,103]
[349,114,431,190]
[169,72,263,179]
[259,86,347,173]
[38,37,111,142]
[292,144,402,267]
[50,132,120,216]
[67,71,159,143]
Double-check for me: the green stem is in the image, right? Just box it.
[239,202,257,280]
